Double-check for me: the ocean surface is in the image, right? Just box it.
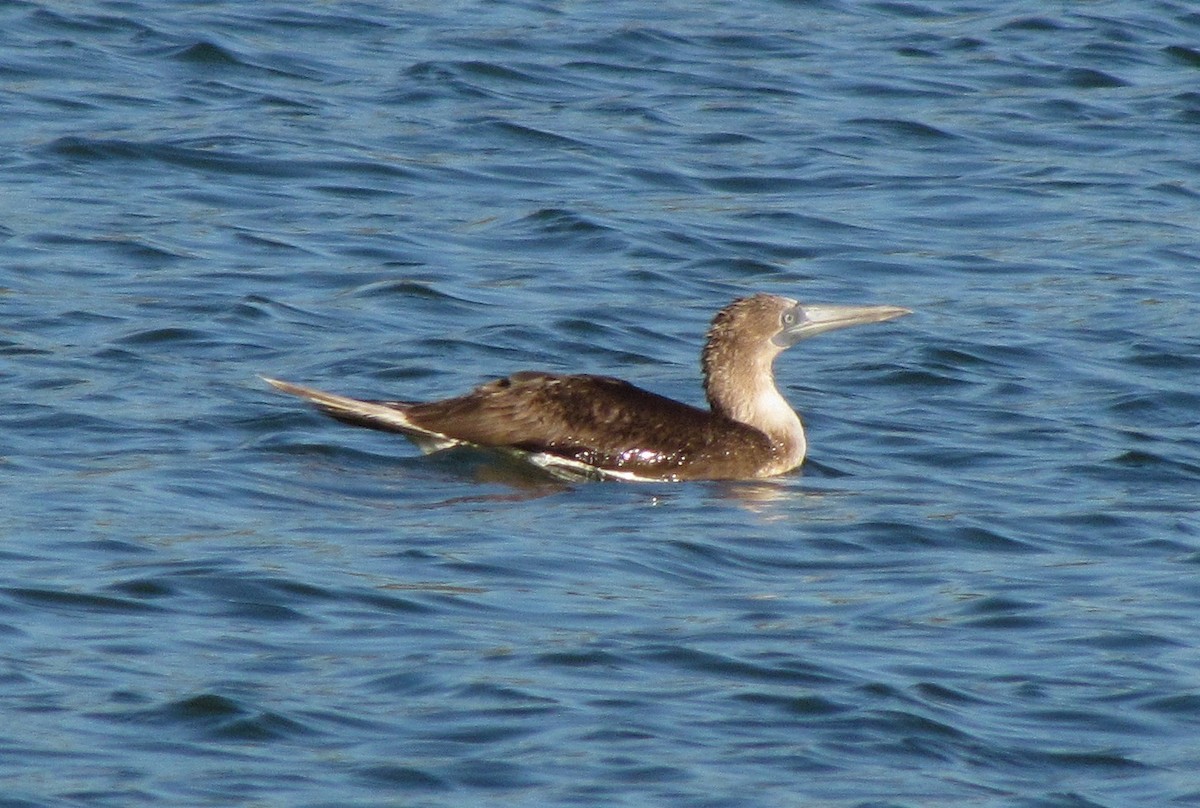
[4,1,1200,805]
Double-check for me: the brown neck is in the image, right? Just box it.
[702,342,805,461]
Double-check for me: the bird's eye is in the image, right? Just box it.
[782,310,798,327]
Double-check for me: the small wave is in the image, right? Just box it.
[4,586,165,615]
[106,693,317,742]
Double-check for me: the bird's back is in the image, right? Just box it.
[269,372,785,481]
[399,372,781,481]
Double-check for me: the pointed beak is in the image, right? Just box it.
[772,303,912,347]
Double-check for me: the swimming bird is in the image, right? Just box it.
[264,293,909,482]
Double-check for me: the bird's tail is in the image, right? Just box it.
[262,377,456,452]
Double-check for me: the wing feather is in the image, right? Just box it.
[403,373,774,477]
[265,373,778,480]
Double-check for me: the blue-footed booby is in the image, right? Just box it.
[265,294,910,482]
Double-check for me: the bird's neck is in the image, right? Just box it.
[704,356,806,468]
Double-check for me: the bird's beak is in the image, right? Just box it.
[773,304,912,347]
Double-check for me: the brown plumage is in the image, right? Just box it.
[265,294,910,482]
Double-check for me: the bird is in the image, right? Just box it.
[264,293,910,482]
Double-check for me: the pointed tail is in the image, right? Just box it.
[262,377,421,435]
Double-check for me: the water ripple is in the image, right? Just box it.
[4,1,1200,806]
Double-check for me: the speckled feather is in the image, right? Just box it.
[394,371,781,480]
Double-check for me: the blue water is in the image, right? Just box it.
[4,1,1200,805]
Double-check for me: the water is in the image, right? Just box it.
[4,1,1200,805]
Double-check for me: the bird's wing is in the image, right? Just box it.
[403,372,772,475]
[265,373,776,479]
